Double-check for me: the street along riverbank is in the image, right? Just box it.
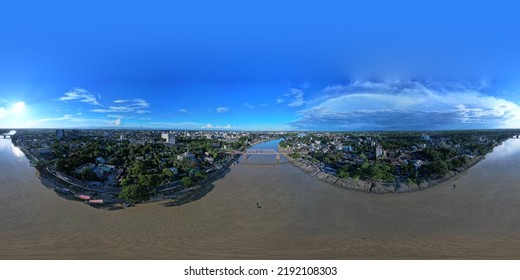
[280,140,507,194]
[14,133,243,209]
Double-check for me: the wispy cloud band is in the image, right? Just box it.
[288,81,520,130]
[91,98,150,114]
[216,107,229,113]
[59,88,101,106]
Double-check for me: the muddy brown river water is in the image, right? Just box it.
[1,136,520,259]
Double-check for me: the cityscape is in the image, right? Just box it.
[2,1,520,274]
[3,128,519,209]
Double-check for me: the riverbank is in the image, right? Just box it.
[147,154,240,204]
[14,137,242,209]
[280,144,489,194]
[13,142,124,208]
[5,135,520,259]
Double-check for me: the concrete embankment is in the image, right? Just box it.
[150,154,240,202]
[281,146,486,194]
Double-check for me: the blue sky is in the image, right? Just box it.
[1,0,520,131]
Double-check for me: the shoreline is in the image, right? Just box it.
[11,135,511,208]
[14,138,241,209]
[279,144,491,194]
[147,154,240,205]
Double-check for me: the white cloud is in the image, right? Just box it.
[286,88,305,107]
[277,87,306,107]
[150,122,232,130]
[114,117,122,127]
[243,102,272,108]
[150,121,205,129]
[59,88,101,106]
[179,108,192,113]
[113,100,129,103]
[29,114,122,128]
[288,81,520,130]
[0,101,27,119]
[35,114,73,123]
[216,107,229,113]
[91,98,150,114]
[0,107,8,119]
[133,99,150,108]
[201,123,233,129]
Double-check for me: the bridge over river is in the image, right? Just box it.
[228,148,306,165]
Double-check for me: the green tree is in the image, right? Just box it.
[290,152,301,159]
[119,184,149,202]
[162,168,174,181]
[181,176,194,188]
[35,160,46,170]
[338,168,349,179]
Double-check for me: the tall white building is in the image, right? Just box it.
[161,133,176,145]
[375,145,383,158]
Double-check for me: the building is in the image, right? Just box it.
[343,145,353,152]
[177,152,196,162]
[375,145,384,158]
[161,133,176,145]
[204,156,215,165]
[56,129,64,140]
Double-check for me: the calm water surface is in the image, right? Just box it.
[1,137,520,259]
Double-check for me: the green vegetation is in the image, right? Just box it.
[337,165,350,179]
[349,161,396,181]
[282,130,520,184]
[181,177,194,187]
[12,129,520,199]
[35,160,46,170]
[13,129,263,202]
[289,152,301,159]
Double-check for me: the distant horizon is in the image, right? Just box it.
[2,1,520,131]
[3,127,520,134]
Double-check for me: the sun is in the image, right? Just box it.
[11,101,26,114]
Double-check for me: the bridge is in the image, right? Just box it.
[228,148,305,165]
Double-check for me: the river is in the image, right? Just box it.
[2,137,520,259]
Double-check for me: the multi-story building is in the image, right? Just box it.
[56,129,64,140]
[161,133,176,145]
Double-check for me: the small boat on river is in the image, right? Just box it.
[88,199,105,205]
[75,194,91,201]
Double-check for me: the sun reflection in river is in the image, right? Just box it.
[11,146,25,158]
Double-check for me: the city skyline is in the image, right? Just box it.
[1,1,520,131]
